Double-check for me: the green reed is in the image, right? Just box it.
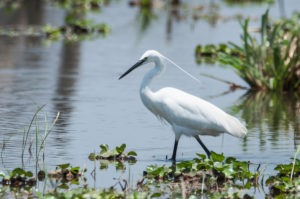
[21,105,59,177]
[196,10,300,92]
[220,10,300,91]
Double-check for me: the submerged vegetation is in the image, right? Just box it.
[196,11,300,92]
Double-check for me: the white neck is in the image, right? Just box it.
[140,58,164,92]
[139,58,165,109]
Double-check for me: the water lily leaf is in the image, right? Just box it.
[116,144,126,154]
[211,152,225,162]
[57,163,70,170]
[127,151,137,156]
[0,171,5,177]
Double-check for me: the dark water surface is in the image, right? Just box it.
[0,0,300,195]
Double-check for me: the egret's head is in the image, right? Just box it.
[140,50,162,64]
[119,50,163,80]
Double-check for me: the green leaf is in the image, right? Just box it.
[25,171,33,177]
[100,150,116,158]
[151,193,161,198]
[211,152,225,162]
[57,163,70,170]
[225,157,236,164]
[70,167,80,174]
[196,153,206,159]
[11,168,26,177]
[116,144,126,154]
[127,151,137,156]
[58,183,69,189]
[100,144,109,153]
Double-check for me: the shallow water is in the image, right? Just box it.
[0,0,300,194]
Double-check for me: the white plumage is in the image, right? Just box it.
[119,50,247,162]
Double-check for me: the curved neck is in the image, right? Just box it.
[140,58,164,92]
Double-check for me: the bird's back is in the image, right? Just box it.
[143,87,247,138]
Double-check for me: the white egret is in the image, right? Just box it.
[119,50,247,162]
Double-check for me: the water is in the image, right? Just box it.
[0,0,299,193]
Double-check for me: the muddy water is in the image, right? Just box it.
[0,0,299,193]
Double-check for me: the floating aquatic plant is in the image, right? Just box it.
[144,152,259,198]
[48,163,87,189]
[0,168,36,188]
[89,144,137,162]
[43,19,109,42]
[266,159,300,196]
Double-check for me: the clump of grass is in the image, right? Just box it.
[196,10,300,92]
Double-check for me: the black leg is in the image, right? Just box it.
[170,138,179,163]
[194,135,211,158]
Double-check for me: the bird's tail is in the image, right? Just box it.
[224,116,247,138]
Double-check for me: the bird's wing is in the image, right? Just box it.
[152,87,247,138]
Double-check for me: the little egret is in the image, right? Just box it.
[119,50,247,162]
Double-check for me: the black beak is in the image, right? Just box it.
[119,57,147,80]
